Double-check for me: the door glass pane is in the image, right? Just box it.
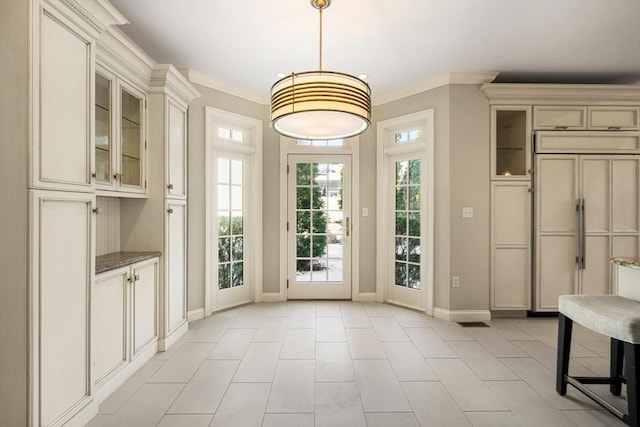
[121,88,142,186]
[496,110,526,176]
[95,73,111,183]
[217,157,245,289]
[295,162,344,283]
[394,159,421,289]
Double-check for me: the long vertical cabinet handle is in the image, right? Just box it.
[345,217,350,237]
[575,200,582,266]
[581,198,586,270]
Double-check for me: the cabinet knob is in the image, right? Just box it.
[167,183,174,190]
[92,207,103,214]
[167,208,174,214]
[528,187,535,193]
[91,172,97,178]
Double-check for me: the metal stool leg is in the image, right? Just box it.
[624,343,639,427]
[556,313,573,396]
[610,338,624,396]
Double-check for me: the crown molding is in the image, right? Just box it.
[372,72,499,106]
[180,69,268,105]
[53,0,128,36]
[150,64,201,105]
[481,83,640,105]
[97,26,155,91]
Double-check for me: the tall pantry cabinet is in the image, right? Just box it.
[0,1,127,426]
[120,65,200,350]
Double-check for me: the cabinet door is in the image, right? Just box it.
[117,81,147,195]
[94,267,128,387]
[166,200,187,335]
[132,259,158,358]
[535,155,579,311]
[533,106,587,130]
[95,66,118,190]
[30,190,95,426]
[491,182,531,309]
[589,106,639,130]
[490,106,532,180]
[32,8,94,192]
[166,99,188,199]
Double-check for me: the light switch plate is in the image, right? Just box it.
[462,207,473,218]
[362,208,368,217]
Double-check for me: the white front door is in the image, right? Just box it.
[213,153,252,309]
[386,154,428,311]
[287,155,352,299]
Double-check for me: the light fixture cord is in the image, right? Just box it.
[319,5,323,71]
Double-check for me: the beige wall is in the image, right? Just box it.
[186,81,492,314]
[449,84,491,311]
[0,0,29,423]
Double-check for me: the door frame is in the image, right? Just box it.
[204,107,263,315]
[376,110,435,315]
[277,137,360,301]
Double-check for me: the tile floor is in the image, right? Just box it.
[87,301,628,427]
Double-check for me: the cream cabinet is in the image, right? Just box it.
[533,105,639,130]
[30,190,95,427]
[95,65,148,197]
[166,98,189,199]
[490,106,532,180]
[93,257,159,401]
[165,199,188,339]
[31,5,95,193]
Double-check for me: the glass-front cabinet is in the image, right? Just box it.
[490,106,532,180]
[95,67,147,196]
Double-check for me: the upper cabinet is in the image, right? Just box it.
[95,27,154,197]
[490,106,532,180]
[30,5,96,192]
[533,105,639,130]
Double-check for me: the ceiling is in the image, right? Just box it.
[109,0,640,105]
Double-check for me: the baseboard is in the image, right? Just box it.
[64,399,99,427]
[159,321,189,352]
[358,292,378,302]
[187,308,205,322]
[433,307,491,322]
[262,292,284,302]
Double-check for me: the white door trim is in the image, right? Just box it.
[376,110,435,315]
[204,106,262,315]
[278,137,360,301]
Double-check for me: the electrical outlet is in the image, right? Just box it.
[462,207,474,218]
[452,276,460,288]
[362,207,368,217]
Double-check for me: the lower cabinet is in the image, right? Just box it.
[93,257,159,400]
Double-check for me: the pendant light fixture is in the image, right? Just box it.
[270,0,371,140]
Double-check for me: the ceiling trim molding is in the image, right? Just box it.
[372,72,499,106]
[150,64,201,105]
[180,69,268,105]
[481,83,640,105]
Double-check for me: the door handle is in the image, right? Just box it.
[345,217,350,237]
[575,200,581,266]
[581,198,586,270]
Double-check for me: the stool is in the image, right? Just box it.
[557,294,640,426]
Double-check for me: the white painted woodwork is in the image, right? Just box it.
[589,106,640,130]
[95,196,121,255]
[93,267,128,386]
[30,190,94,426]
[616,264,640,301]
[34,8,93,192]
[132,259,158,358]
[535,131,640,153]
[535,155,640,311]
[490,182,531,309]
[166,199,187,334]
[533,106,587,130]
[166,99,188,199]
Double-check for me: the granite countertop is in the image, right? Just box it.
[611,257,640,270]
[96,251,161,274]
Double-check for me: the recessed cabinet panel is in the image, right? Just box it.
[132,260,157,357]
[589,107,639,130]
[493,248,529,309]
[37,12,92,191]
[533,106,587,130]
[612,158,640,232]
[582,158,610,233]
[33,191,93,426]
[492,184,530,245]
[94,268,128,386]
[580,236,610,295]
[167,101,187,198]
[538,157,578,233]
[538,235,576,310]
[167,200,187,333]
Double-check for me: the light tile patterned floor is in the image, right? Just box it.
[87,302,628,427]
